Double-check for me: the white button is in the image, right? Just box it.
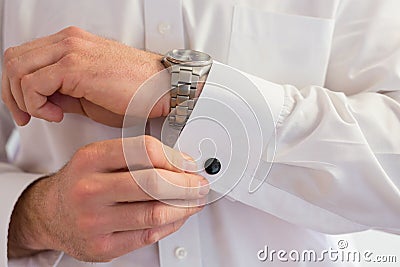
[158,22,171,35]
[174,247,187,260]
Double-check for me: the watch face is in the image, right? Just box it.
[166,49,212,66]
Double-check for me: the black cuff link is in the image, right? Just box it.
[204,158,221,175]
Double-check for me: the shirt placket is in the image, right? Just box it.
[144,0,185,53]
[158,215,203,267]
[144,1,203,266]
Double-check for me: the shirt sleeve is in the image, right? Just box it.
[177,7,400,233]
[0,104,66,267]
[180,59,400,235]
[0,6,63,265]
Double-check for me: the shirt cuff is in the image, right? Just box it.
[176,62,370,233]
[176,61,284,199]
[0,171,62,267]
[8,250,63,267]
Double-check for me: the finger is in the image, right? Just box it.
[102,201,203,233]
[76,98,125,128]
[76,137,197,173]
[49,94,125,127]
[3,34,65,62]
[99,169,209,203]
[106,218,187,261]
[20,69,65,122]
[5,35,82,120]
[10,78,27,111]
[47,92,86,115]
[1,73,31,126]
[8,42,70,113]
[5,29,98,121]
[20,62,135,115]
[3,26,97,60]
[21,80,64,123]
[130,169,209,201]
[20,61,85,122]
[124,136,199,173]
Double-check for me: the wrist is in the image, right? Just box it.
[141,51,171,118]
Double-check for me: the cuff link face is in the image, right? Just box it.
[204,158,221,175]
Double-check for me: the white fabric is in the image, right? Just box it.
[1,0,399,266]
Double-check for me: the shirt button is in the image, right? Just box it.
[158,22,171,35]
[174,247,187,260]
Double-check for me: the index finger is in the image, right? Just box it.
[78,136,197,174]
[98,170,208,203]
[3,26,98,61]
[1,72,31,125]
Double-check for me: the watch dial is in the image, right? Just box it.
[168,49,211,65]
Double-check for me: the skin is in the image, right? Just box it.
[8,136,209,262]
[3,27,209,261]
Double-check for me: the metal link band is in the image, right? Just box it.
[168,66,206,129]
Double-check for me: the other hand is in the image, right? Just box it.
[8,136,208,262]
[1,26,170,127]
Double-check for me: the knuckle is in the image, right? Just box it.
[144,135,162,164]
[141,228,160,246]
[73,146,90,166]
[20,74,34,92]
[28,108,41,118]
[59,53,80,67]
[61,36,82,50]
[61,26,86,38]
[172,220,183,232]
[183,174,195,199]
[74,143,98,165]
[172,218,186,233]
[142,170,160,197]
[72,141,108,169]
[72,177,104,201]
[5,57,22,77]
[184,206,196,218]
[62,72,84,97]
[147,202,168,226]
[3,46,16,62]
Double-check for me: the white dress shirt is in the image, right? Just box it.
[1,0,400,266]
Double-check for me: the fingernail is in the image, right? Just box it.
[164,146,198,172]
[198,180,210,195]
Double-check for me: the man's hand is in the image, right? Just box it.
[8,136,208,262]
[1,26,170,127]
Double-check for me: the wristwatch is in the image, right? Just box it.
[162,49,213,130]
